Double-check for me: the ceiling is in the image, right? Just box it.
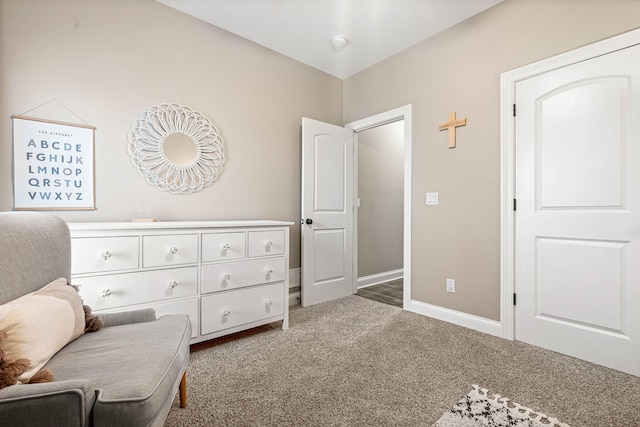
[155,0,503,79]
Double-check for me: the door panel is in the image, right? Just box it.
[535,237,626,332]
[314,229,346,283]
[537,77,628,209]
[515,44,640,375]
[301,118,354,307]
[315,135,346,211]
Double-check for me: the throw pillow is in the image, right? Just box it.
[0,278,86,388]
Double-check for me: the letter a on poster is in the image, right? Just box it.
[12,116,96,210]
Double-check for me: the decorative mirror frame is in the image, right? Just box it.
[127,103,225,194]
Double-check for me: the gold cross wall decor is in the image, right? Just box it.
[439,112,467,149]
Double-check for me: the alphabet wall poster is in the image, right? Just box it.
[12,115,96,210]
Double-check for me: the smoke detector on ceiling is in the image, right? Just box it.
[331,35,348,49]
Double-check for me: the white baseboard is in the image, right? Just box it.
[407,299,503,338]
[357,269,403,289]
[289,268,301,306]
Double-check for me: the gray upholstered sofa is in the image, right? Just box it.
[0,212,191,427]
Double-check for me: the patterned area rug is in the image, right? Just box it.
[433,385,571,427]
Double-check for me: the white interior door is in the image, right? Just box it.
[301,118,354,307]
[515,44,640,375]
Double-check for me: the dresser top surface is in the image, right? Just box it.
[67,220,295,231]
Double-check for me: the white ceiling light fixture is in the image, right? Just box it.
[331,35,348,50]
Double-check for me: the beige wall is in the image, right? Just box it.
[0,0,344,269]
[344,0,640,320]
[4,0,640,319]
[357,121,404,278]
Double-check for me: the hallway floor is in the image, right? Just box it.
[356,280,403,307]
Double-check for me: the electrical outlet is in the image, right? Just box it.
[446,278,455,293]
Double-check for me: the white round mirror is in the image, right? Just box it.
[163,132,198,166]
[127,104,225,194]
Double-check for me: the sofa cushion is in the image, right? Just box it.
[0,278,85,384]
[46,314,191,427]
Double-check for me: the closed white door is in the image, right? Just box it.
[301,118,354,307]
[515,44,640,375]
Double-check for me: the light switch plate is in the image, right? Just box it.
[446,278,455,293]
[426,192,439,205]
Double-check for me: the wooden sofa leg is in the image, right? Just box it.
[179,372,187,408]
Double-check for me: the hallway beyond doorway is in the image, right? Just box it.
[356,280,402,307]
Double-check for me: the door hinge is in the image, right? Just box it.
[513,104,516,117]
[513,293,517,306]
[513,198,517,211]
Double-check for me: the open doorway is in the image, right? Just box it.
[345,105,411,309]
[300,106,411,308]
[354,120,404,307]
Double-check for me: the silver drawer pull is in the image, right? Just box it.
[222,243,231,251]
[101,289,112,298]
[265,299,272,308]
[169,246,178,255]
[168,280,178,289]
[101,251,112,260]
[265,240,272,249]
[266,268,273,277]
[223,274,231,281]
[222,310,231,318]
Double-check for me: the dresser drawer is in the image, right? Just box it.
[200,282,284,335]
[142,234,198,268]
[73,266,198,311]
[248,230,285,257]
[152,298,199,339]
[202,232,246,262]
[201,257,285,294]
[71,236,139,274]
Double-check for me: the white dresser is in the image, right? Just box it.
[67,220,293,344]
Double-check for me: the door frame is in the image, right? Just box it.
[345,105,412,308]
[500,28,640,340]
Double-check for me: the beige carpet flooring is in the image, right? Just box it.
[165,296,640,426]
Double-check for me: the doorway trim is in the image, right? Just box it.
[346,105,412,308]
[500,28,640,340]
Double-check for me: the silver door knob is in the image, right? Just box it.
[101,251,112,260]
[101,289,112,298]
[169,246,178,255]
[168,281,178,289]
